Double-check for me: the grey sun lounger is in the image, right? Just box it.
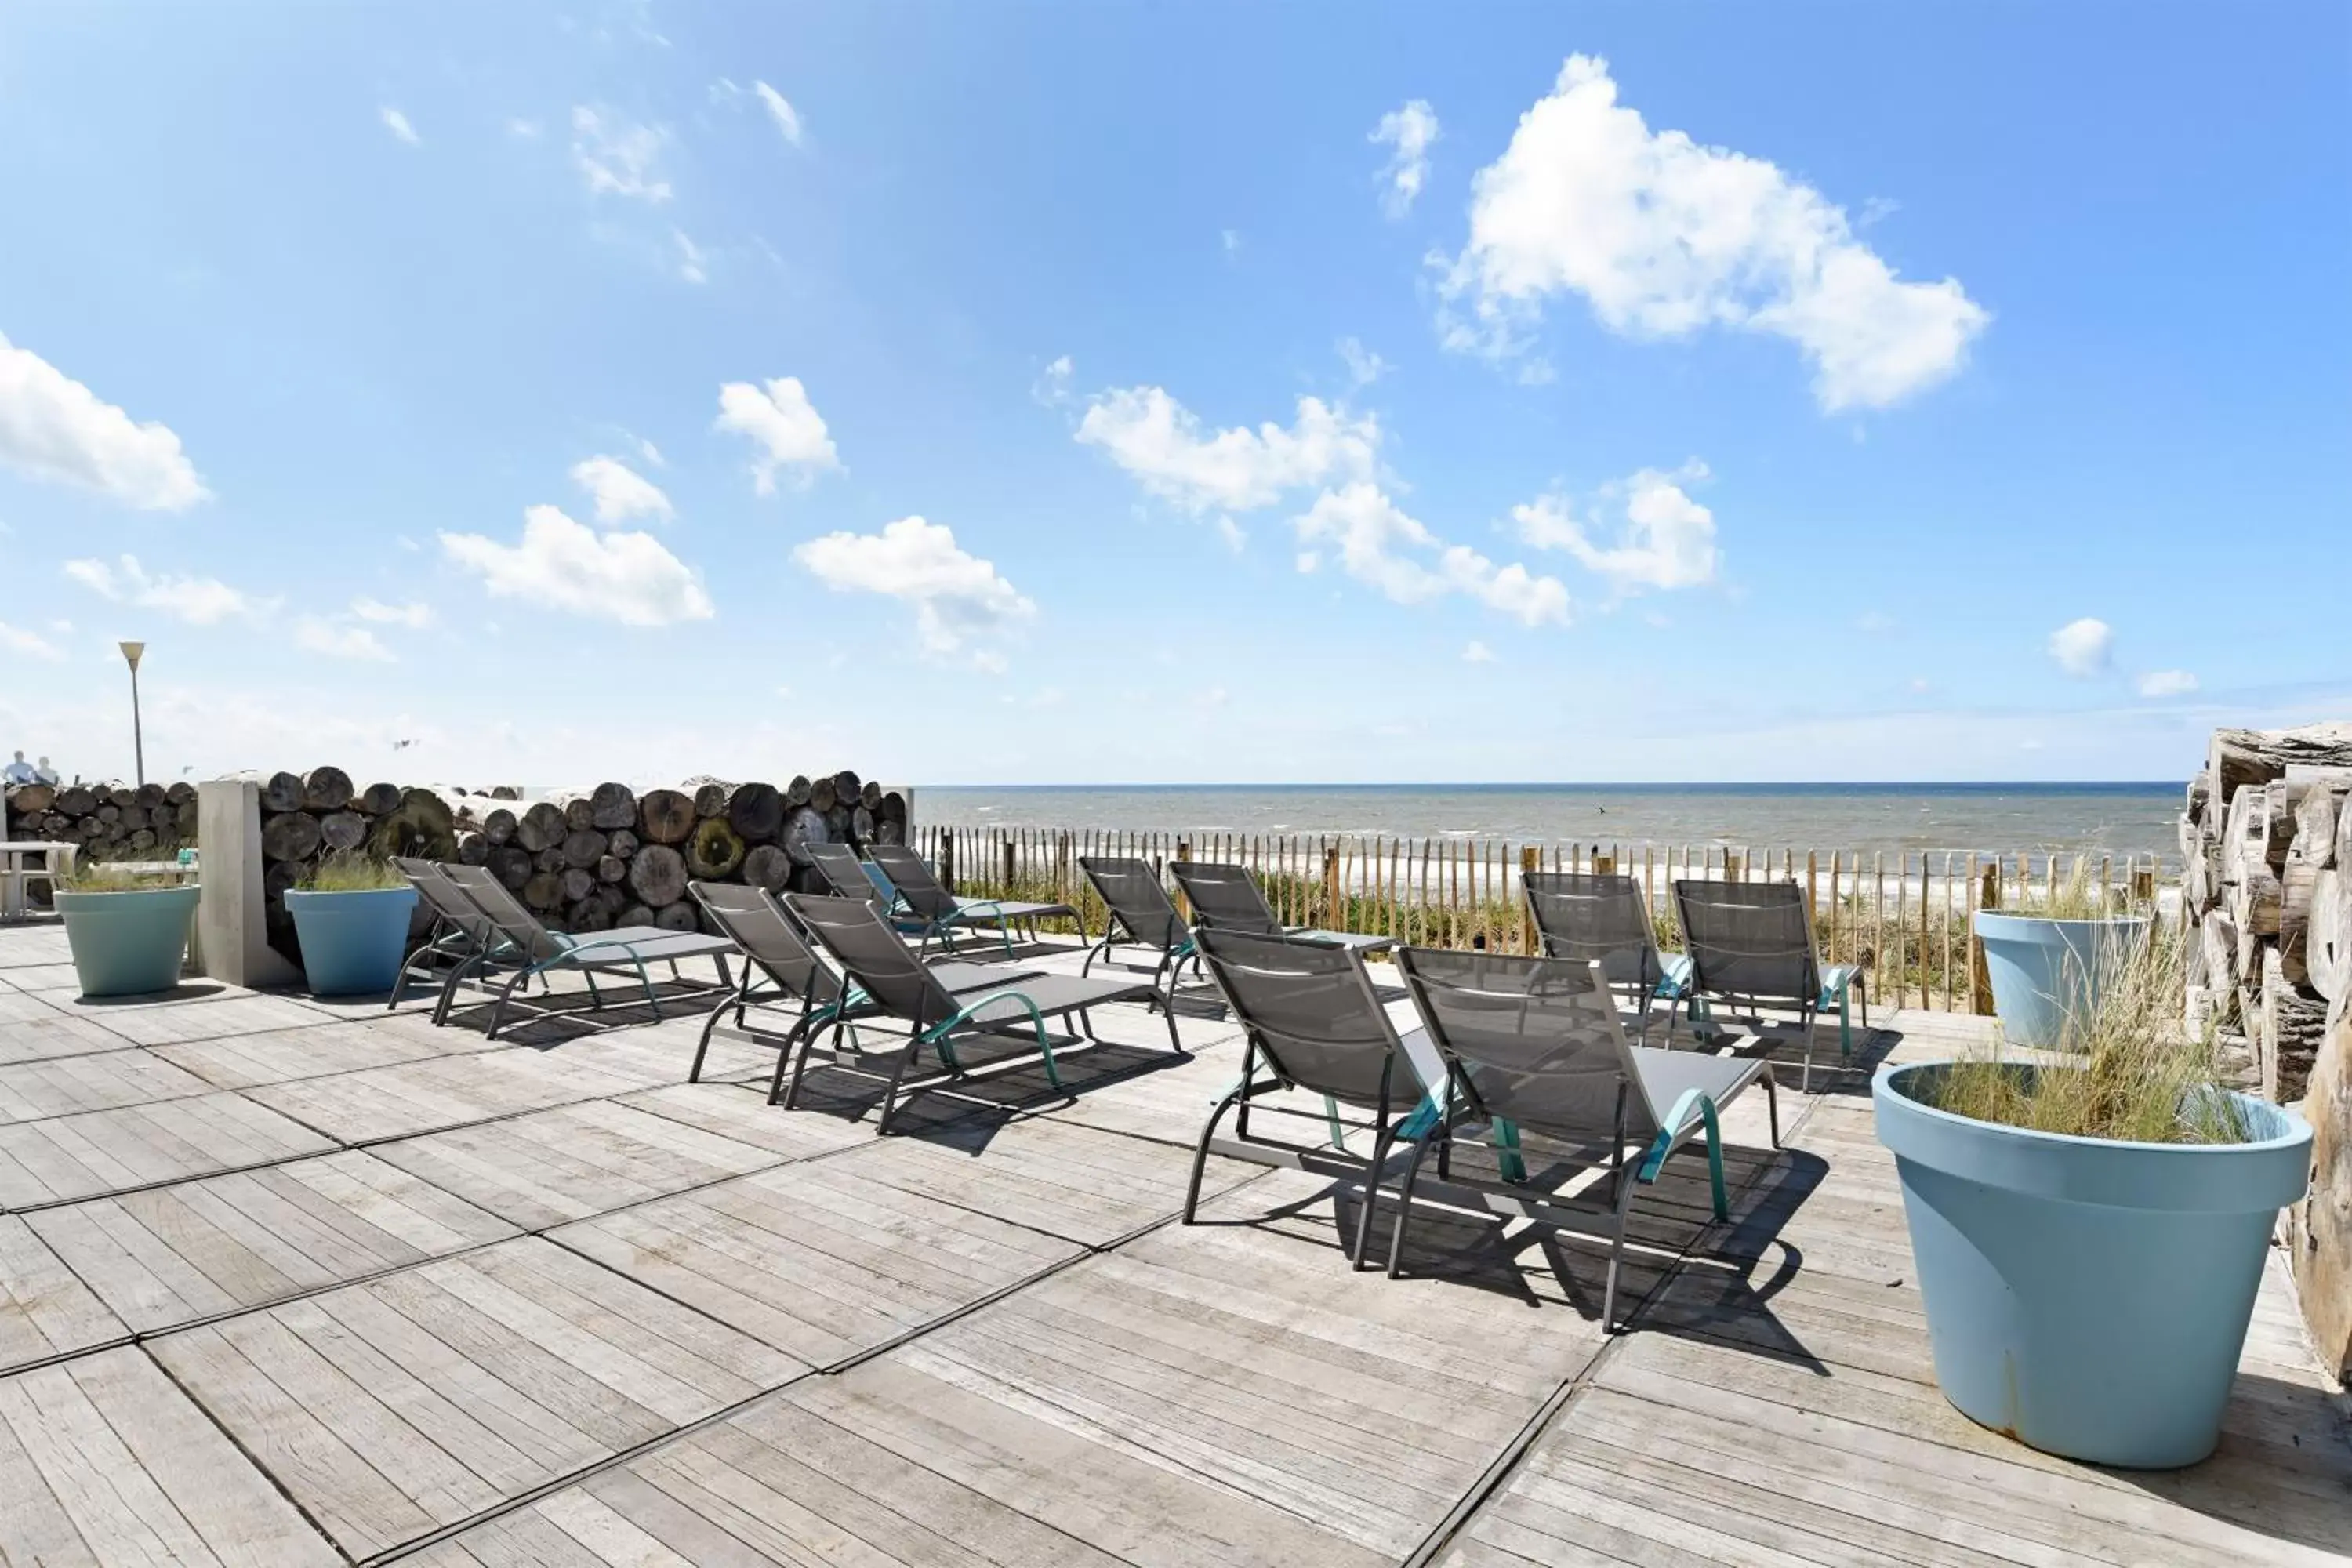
[686,880,1036,1101]
[1183,927,1438,1265]
[808,842,895,904]
[786,892,1162,1134]
[867,841,1082,958]
[1671,878,1866,1091]
[1523,871,1692,1040]
[1170,860,1395,953]
[1076,855,1192,1050]
[1389,946,1778,1330]
[388,858,499,1011]
[435,863,736,1040]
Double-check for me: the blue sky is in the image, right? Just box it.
[1,1,2345,788]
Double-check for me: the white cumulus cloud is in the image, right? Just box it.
[0,621,64,660]
[1438,55,1987,411]
[0,332,209,510]
[295,617,393,662]
[716,376,840,494]
[1337,337,1390,387]
[1076,387,1380,513]
[380,107,419,145]
[350,598,434,629]
[1462,640,1495,663]
[61,555,268,625]
[572,106,672,201]
[753,82,803,144]
[569,454,674,524]
[2047,617,2114,677]
[1513,466,1719,593]
[440,505,714,626]
[2137,669,2199,698]
[1370,100,1440,218]
[1293,483,1569,627]
[795,515,1035,661]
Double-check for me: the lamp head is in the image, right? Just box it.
[118,640,145,672]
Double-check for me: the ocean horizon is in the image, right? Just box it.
[915,781,2185,868]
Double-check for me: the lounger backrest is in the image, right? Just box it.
[1193,927,1406,1112]
[1080,856,1185,950]
[1395,947,1661,1145]
[807,843,878,902]
[785,893,952,1027]
[1673,879,1819,1004]
[394,857,488,934]
[439,864,567,961]
[1523,872,1661,989]
[688,881,840,1006]
[1170,862,1281,935]
[867,844,956,920]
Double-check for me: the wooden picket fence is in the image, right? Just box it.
[912,825,2166,1015]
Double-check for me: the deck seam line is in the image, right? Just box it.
[1396,1039,1852,1568]
[138,1338,361,1567]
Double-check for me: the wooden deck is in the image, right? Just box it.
[0,921,2344,1566]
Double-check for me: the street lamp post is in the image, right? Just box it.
[118,641,146,787]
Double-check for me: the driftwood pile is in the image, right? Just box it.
[2180,724,2352,1102]
[234,768,905,960]
[444,771,906,937]
[3,779,199,865]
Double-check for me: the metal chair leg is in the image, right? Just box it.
[1184,1087,1243,1224]
[1385,1135,1436,1278]
[1348,1127,1399,1269]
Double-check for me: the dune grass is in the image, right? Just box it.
[1920,919,2250,1145]
[296,851,410,892]
[60,864,189,893]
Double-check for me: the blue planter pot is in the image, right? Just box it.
[55,885,201,998]
[1874,1062,2310,1468]
[1973,911,2148,1048]
[285,886,419,996]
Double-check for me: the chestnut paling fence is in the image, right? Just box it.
[912,825,2167,1015]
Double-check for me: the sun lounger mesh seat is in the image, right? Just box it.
[1392,946,1778,1329]
[687,881,1024,1098]
[1523,871,1690,1036]
[1076,855,1191,1049]
[436,863,735,1039]
[1171,861,1394,953]
[1671,878,1866,1091]
[388,858,498,1012]
[867,842,1080,957]
[1183,928,1434,1261]
[786,893,1159,1133]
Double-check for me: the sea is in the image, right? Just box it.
[914,782,2187,871]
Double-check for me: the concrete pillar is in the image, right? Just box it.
[195,779,301,988]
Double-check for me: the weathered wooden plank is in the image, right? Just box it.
[549,1160,1081,1366]
[0,1214,129,1372]
[245,1048,655,1144]
[831,1112,1261,1245]
[0,1092,337,1207]
[0,1011,131,1065]
[0,1346,338,1567]
[28,1151,516,1332]
[372,1094,844,1231]
[154,1238,797,1559]
[0,1048,211,1124]
[152,1018,484,1090]
[66,991,341,1047]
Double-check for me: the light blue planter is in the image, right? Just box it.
[1973,911,2148,1048]
[55,885,201,998]
[1875,1062,2310,1468]
[285,886,419,996]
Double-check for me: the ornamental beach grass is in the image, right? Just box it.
[1926,917,2252,1145]
[296,851,411,892]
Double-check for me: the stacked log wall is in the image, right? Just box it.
[2180,724,2352,1384]
[6,768,907,964]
